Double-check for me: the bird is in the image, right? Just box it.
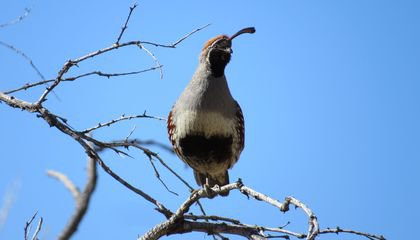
[167,27,255,196]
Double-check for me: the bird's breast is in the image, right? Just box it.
[171,110,236,139]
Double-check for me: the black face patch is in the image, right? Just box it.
[208,39,231,77]
[209,49,231,77]
[179,134,233,163]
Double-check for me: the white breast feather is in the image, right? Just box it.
[173,110,235,138]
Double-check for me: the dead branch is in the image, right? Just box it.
[0,1,206,219]
[50,143,97,240]
[4,67,161,94]
[80,112,165,134]
[4,22,209,96]
[31,217,43,240]
[24,212,43,240]
[46,170,80,200]
[0,41,45,81]
[115,3,138,44]
[0,7,31,28]
[140,181,385,240]
[319,227,385,240]
[5,23,208,99]
[139,23,211,48]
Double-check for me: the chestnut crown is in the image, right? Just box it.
[201,27,256,77]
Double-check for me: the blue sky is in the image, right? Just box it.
[1,0,419,239]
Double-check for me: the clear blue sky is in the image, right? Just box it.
[1,0,419,239]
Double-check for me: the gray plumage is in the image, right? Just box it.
[168,28,255,196]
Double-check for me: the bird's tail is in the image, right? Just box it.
[194,170,229,197]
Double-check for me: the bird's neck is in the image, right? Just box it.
[209,60,227,78]
[200,49,230,78]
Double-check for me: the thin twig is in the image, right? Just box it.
[125,125,137,142]
[65,67,162,81]
[4,66,161,94]
[146,154,178,196]
[6,23,207,96]
[320,227,386,240]
[132,139,174,153]
[115,3,137,45]
[0,41,45,80]
[81,112,165,134]
[24,212,38,240]
[136,43,163,79]
[31,217,43,240]
[0,8,31,28]
[115,3,138,44]
[140,23,211,48]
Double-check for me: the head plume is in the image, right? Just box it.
[202,27,256,51]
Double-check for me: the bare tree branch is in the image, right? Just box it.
[140,23,211,48]
[132,139,174,154]
[0,92,172,217]
[80,112,165,134]
[46,170,80,200]
[0,41,45,81]
[140,181,385,240]
[0,7,31,28]
[319,227,385,240]
[53,143,97,240]
[24,212,38,240]
[185,214,241,224]
[31,217,43,240]
[279,196,318,240]
[3,23,208,96]
[115,3,138,44]
[146,153,179,196]
[136,43,164,79]
[33,22,207,104]
[4,66,161,95]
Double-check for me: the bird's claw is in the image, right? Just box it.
[203,183,219,198]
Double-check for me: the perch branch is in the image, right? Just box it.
[140,181,385,240]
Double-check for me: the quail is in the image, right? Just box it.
[167,27,255,195]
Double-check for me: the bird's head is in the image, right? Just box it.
[200,27,256,77]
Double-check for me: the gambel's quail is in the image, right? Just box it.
[168,27,255,195]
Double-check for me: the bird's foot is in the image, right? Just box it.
[203,183,218,198]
